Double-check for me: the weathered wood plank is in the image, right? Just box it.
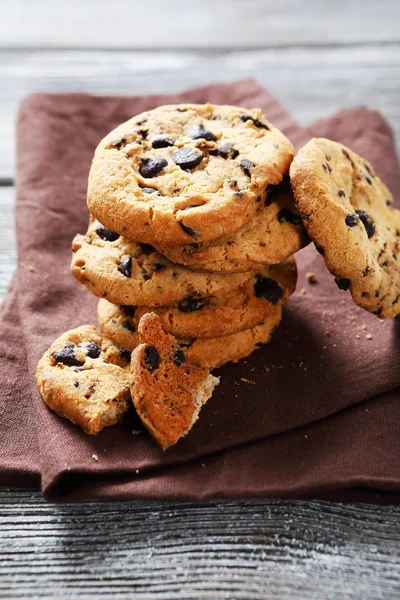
[0,188,15,298]
[0,45,399,179]
[0,491,399,599]
[3,0,400,49]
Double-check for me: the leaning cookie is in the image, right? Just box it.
[87,103,294,246]
[36,325,131,435]
[97,258,296,340]
[99,304,282,370]
[71,218,250,307]
[290,138,400,318]
[130,313,220,450]
[156,179,309,273]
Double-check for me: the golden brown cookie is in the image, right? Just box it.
[87,104,294,246]
[99,304,282,370]
[156,179,309,272]
[97,258,296,340]
[36,325,131,435]
[130,313,219,450]
[290,138,400,318]
[71,219,250,307]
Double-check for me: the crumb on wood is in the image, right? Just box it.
[20,262,35,272]
[306,272,318,284]
[362,324,367,330]
[201,463,206,468]
[323,345,327,351]
[135,469,140,474]
[264,367,270,372]
[91,454,99,462]
[240,378,256,384]
[366,334,372,340]
[300,288,306,295]
[356,334,360,339]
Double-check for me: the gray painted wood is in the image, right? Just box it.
[0,491,400,599]
[1,1,400,597]
[3,0,400,49]
[0,44,400,178]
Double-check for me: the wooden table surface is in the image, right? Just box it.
[1,1,400,597]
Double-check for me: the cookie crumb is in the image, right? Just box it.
[240,378,256,384]
[20,262,35,272]
[323,345,327,351]
[304,434,308,439]
[366,333,372,340]
[91,454,99,462]
[300,288,307,295]
[264,367,270,372]
[136,469,140,474]
[306,272,317,284]
[132,429,142,436]
[356,335,361,339]
[379,319,384,324]
[201,463,206,468]
[361,324,367,330]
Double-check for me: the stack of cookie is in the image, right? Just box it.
[71,103,310,368]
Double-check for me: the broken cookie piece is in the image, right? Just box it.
[36,325,131,435]
[130,313,219,450]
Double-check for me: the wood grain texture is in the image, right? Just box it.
[2,2,400,597]
[0,491,400,599]
[1,44,399,178]
[3,0,400,49]
[0,188,16,297]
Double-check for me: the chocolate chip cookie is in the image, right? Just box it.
[130,313,220,450]
[71,219,250,307]
[290,138,400,318]
[102,305,282,370]
[97,258,296,340]
[87,104,294,246]
[156,179,309,272]
[36,325,131,435]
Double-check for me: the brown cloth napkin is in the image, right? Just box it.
[1,80,400,502]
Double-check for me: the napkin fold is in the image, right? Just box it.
[1,79,399,502]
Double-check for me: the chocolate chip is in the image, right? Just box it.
[365,177,372,185]
[118,257,132,278]
[355,210,376,238]
[120,348,132,363]
[74,381,79,388]
[152,135,174,149]
[141,187,161,195]
[144,346,160,372]
[139,157,168,178]
[52,345,84,367]
[335,277,351,291]
[110,137,126,149]
[345,213,360,227]
[392,293,400,306]
[121,305,136,317]
[254,276,283,305]
[173,348,186,367]
[211,142,239,159]
[364,163,375,178]
[74,367,84,372]
[172,148,203,170]
[178,295,205,313]
[179,222,197,238]
[138,129,148,139]
[338,189,346,197]
[122,320,136,333]
[188,123,217,141]
[277,208,302,225]
[95,224,120,242]
[85,342,101,359]
[240,158,254,177]
[386,199,393,206]
[322,163,332,173]
[342,149,351,160]
[240,114,270,130]
[152,262,167,272]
